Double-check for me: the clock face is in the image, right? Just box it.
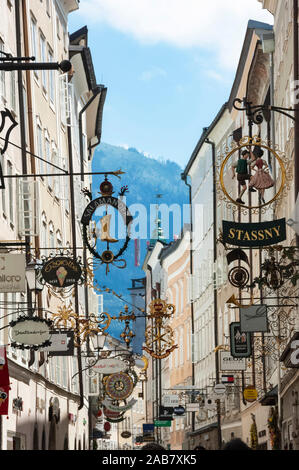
[105,372,134,400]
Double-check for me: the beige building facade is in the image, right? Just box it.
[0,0,106,450]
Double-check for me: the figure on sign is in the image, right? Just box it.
[248,149,274,204]
[231,147,256,205]
[98,214,118,243]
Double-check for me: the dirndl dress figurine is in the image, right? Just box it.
[248,158,274,204]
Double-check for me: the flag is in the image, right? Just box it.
[134,238,140,267]
[222,375,234,384]
[0,347,10,415]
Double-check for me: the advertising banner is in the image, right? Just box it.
[0,254,26,293]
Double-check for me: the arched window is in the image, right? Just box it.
[49,221,54,250]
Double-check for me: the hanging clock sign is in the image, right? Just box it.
[105,372,134,400]
[81,178,133,273]
[9,316,53,350]
[41,257,82,288]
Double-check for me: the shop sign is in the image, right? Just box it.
[143,423,155,434]
[0,254,26,293]
[173,406,185,416]
[230,322,252,358]
[154,420,171,427]
[41,256,82,288]
[240,305,269,333]
[42,330,74,356]
[220,351,246,371]
[213,384,226,396]
[91,358,126,374]
[186,403,200,412]
[121,431,131,439]
[162,394,179,407]
[102,398,137,412]
[243,386,258,402]
[222,219,286,247]
[10,316,52,349]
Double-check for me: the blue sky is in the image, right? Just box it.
[69,0,273,168]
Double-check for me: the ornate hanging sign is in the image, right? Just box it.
[143,299,178,359]
[91,358,126,374]
[217,136,293,214]
[9,316,53,350]
[81,178,133,274]
[41,256,83,288]
[222,219,286,247]
[105,372,134,400]
[0,108,18,189]
[102,398,137,412]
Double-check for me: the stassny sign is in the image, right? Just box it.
[222,218,286,247]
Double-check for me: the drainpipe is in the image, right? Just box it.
[205,138,222,450]
[181,173,195,441]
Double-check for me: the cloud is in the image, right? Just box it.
[139,66,167,81]
[78,0,273,69]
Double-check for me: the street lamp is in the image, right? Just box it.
[25,260,44,292]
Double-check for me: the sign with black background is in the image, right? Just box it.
[230,322,252,358]
[222,218,286,247]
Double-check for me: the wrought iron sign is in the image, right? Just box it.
[50,305,111,347]
[143,299,178,359]
[0,108,18,189]
[104,371,134,401]
[250,246,299,291]
[41,255,83,288]
[217,136,292,214]
[81,177,133,274]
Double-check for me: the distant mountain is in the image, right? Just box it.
[90,142,189,346]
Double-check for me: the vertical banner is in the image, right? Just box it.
[0,346,10,415]
[134,238,140,267]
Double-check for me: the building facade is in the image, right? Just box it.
[0,0,106,450]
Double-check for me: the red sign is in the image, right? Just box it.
[0,347,10,415]
[104,421,111,432]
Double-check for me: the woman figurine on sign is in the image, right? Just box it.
[248,148,274,204]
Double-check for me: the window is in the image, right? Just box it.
[41,212,47,253]
[0,39,6,98]
[7,161,14,224]
[56,16,60,39]
[37,121,44,175]
[2,158,6,215]
[40,33,47,90]
[30,18,38,77]
[48,49,54,103]
[56,230,62,249]
[49,221,54,249]
[52,148,61,199]
[46,0,51,16]
[45,135,51,189]
[10,71,16,111]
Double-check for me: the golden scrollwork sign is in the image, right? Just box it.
[217,136,293,214]
[143,299,178,359]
